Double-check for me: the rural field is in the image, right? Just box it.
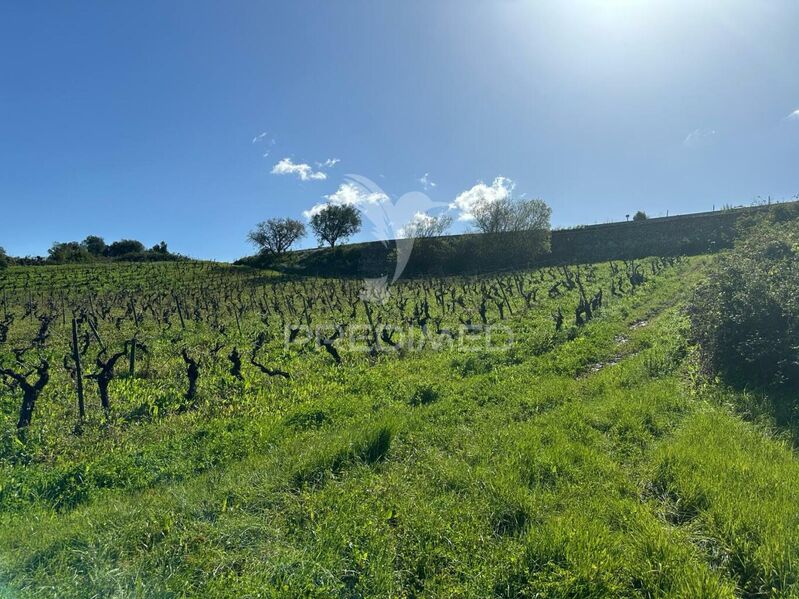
[1,212,798,597]
[3,1,798,597]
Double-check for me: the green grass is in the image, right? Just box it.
[1,258,798,596]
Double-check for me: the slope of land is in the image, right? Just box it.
[238,200,799,278]
[0,258,797,596]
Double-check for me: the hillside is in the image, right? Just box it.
[0,238,798,595]
[238,200,799,278]
[4,1,799,596]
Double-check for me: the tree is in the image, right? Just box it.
[0,247,8,269]
[82,235,106,257]
[106,239,145,258]
[150,241,169,254]
[633,211,648,221]
[248,218,306,255]
[400,213,452,239]
[48,241,92,264]
[472,198,551,234]
[310,204,362,248]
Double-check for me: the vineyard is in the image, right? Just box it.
[1,256,798,596]
[0,258,664,435]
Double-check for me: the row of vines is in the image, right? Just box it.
[0,257,680,444]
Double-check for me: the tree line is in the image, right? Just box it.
[0,236,183,266]
[246,197,553,257]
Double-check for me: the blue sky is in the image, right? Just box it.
[1,0,798,261]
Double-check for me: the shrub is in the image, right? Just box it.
[689,219,799,388]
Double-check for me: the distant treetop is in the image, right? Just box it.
[82,235,106,256]
[106,239,146,257]
[471,198,552,235]
[248,218,306,255]
[310,204,362,248]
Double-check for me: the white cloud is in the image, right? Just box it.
[418,172,437,190]
[303,182,389,219]
[683,129,717,148]
[252,132,269,144]
[271,158,327,181]
[326,182,388,206]
[317,158,341,168]
[451,176,514,221]
[787,109,799,121]
[302,204,328,219]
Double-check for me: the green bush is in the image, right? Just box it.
[689,218,799,388]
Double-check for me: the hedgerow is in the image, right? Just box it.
[689,217,799,389]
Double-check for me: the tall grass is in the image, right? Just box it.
[1,258,798,596]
